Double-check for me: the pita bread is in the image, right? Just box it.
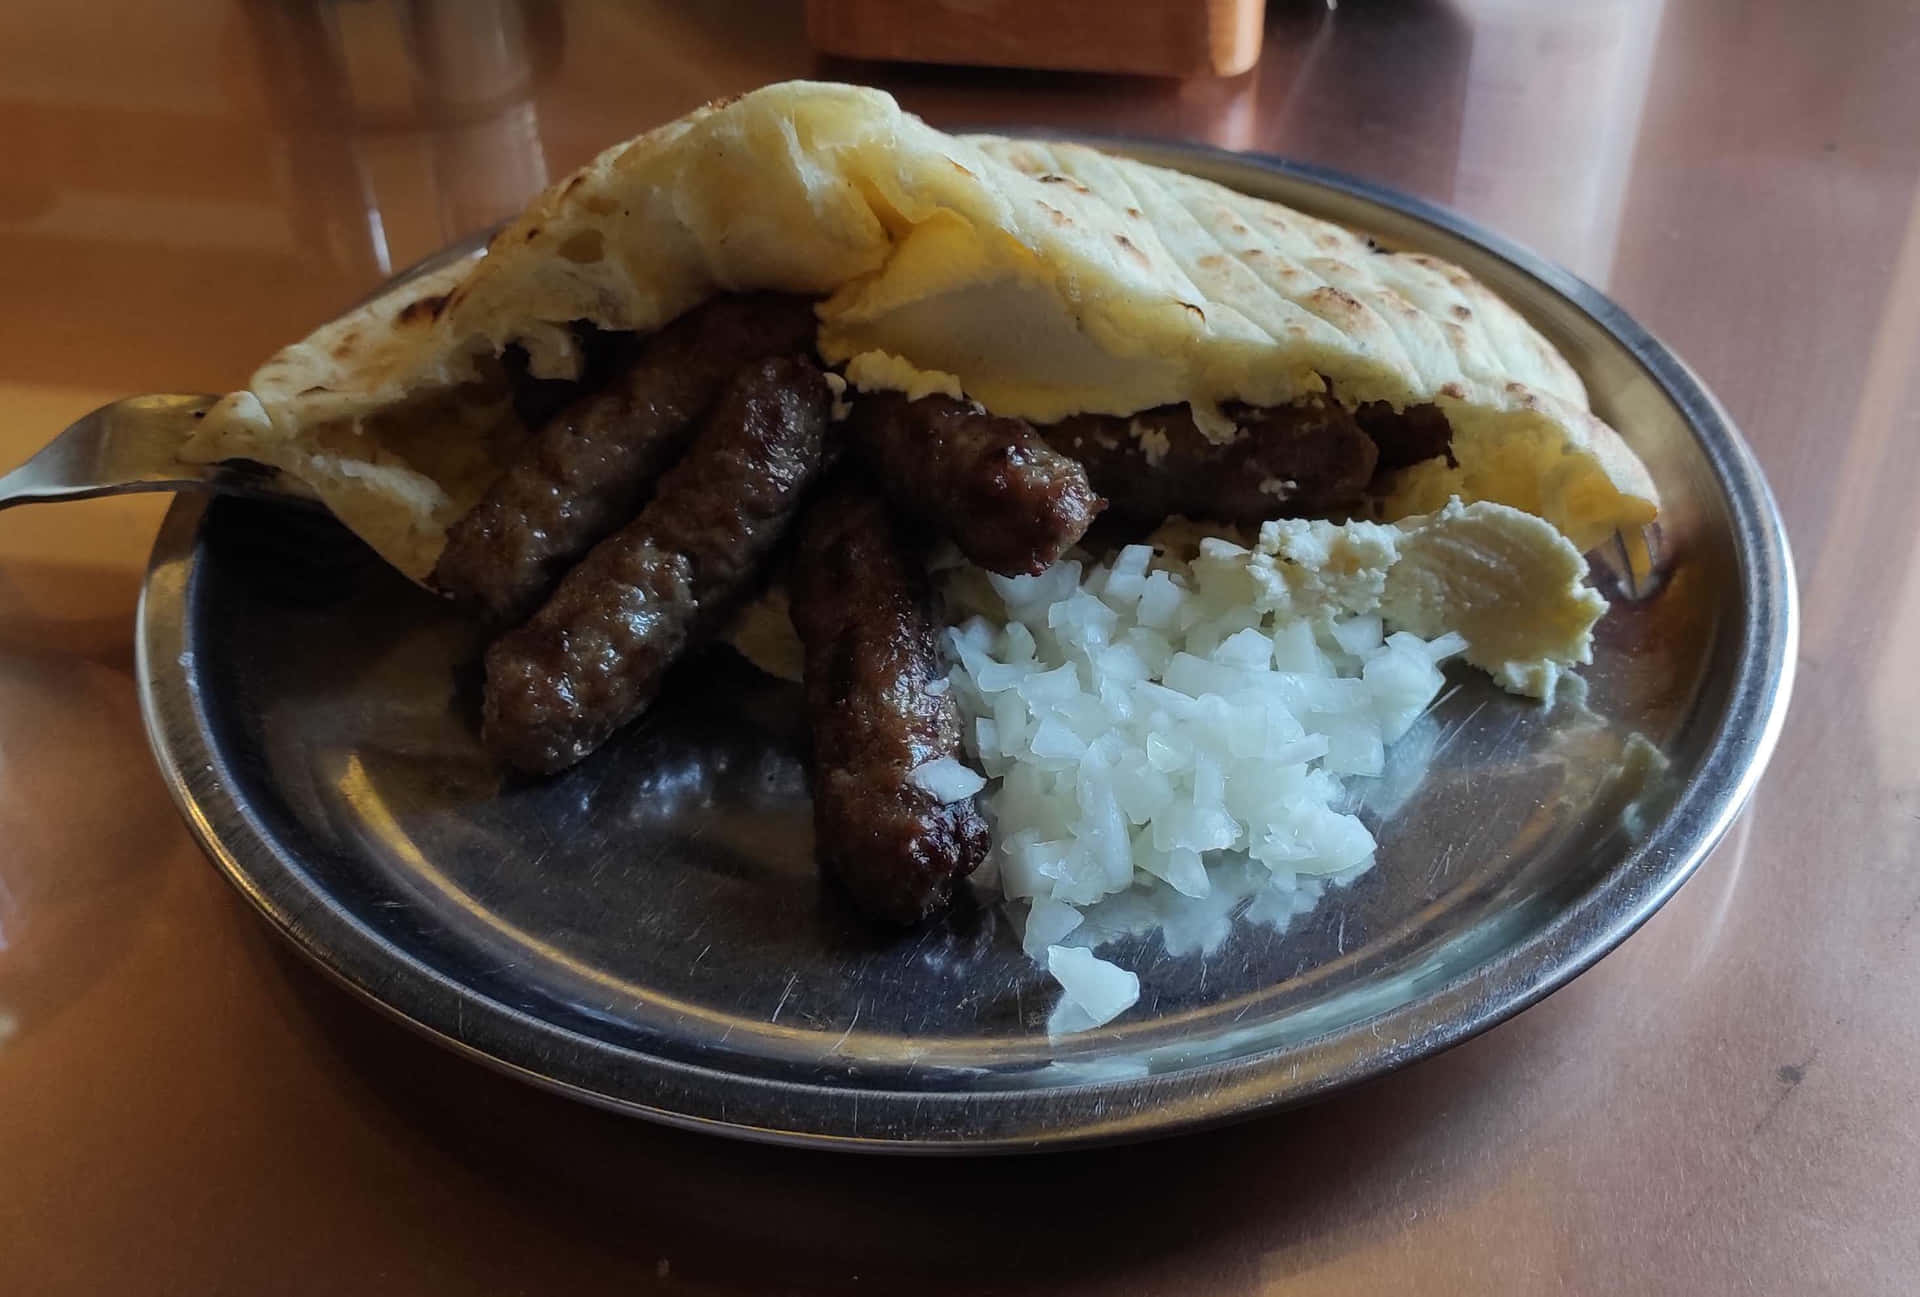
[184,80,1656,580]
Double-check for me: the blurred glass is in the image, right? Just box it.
[242,0,560,277]
[1448,0,1668,285]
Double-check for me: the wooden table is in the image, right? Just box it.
[3,1,1916,1291]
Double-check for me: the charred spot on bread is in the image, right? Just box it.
[557,229,605,263]
[396,293,451,327]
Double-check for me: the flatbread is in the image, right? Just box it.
[184,80,1657,580]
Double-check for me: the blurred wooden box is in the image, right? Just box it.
[806,0,1267,78]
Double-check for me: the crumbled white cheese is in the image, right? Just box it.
[1129,419,1171,467]
[843,349,965,402]
[1380,500,1606,698]
[823,370,852,422]
[1189,401,1239,445]
[1189,499,1604,699]
[1239,515,1405,618]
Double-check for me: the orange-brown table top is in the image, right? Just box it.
[3,2,1917,1292]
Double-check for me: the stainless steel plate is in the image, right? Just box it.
[135,143,1796,1152]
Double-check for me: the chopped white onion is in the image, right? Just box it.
[941,535,1463,1032]
[1046,945,1140,1027]
[1022,897,1085,958]
[907,756,986,804]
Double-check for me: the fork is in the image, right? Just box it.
[0,394,310,511]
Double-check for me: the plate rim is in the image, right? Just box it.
[134,141,1798,1153]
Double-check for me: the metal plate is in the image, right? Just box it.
[135,143,1796,1152]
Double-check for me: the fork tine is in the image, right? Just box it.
[0,394,306,510]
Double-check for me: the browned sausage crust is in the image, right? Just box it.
[1354,400,1456,473]
[483,355,832,774]
[1042,395,1385,529]
[436,294,818,624]
[791,479,991,923]
[844,392,1103,577]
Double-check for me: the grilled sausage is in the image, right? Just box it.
[1041,396,1383,529]
[482,355,832,774]
[1354,400,1456,473]
[436,294,818,624]
[844,392,1102,577]
[791,478,991,923]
